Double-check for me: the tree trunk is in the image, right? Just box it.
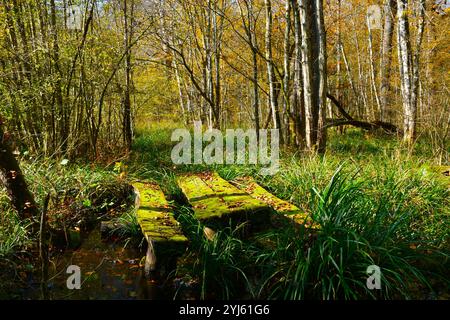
[298,0,315,149]
[212,0,222,128]
[335,0,342,117]
[264,0,281,131]
[397,0,422,144]
[283,0,291,144]
[0,118,38,220]
[292,1,305,146]
[351,16,368,120]
[237,0,260,141]
[341,42,358,105]
[379,0,396,122]
[314,0,327,154]
[252,45,260,142]
[174,59,188,124]
[123,0,133,151]
[297,0,327,152]
[410,0,425,131]
[367,12,382,121]
[205,0,215,128]
[50,0,67,154]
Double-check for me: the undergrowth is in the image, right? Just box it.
[1,125,448,299]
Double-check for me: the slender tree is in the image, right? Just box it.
[397,0,425,143]
[315,0,327,153]
[264,0,282,131]
[297,0,327,152]
[379,0,396,121]
[292,0,305,146]
[367,9,382,121]
[123,0,134,151]
[298,0,315,149]
[282,0,292,143]
[0,116,38,220]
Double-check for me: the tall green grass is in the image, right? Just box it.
[0,157,134,255]
[253,167,448,299]
[1,124,448,300]
[171,166,448,299]
[174,206,255,300]
[127,125,449,300]
[0,208,32,258]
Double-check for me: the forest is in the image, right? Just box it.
[0,0,449,300]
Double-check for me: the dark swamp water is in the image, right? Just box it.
[1,227,197,300]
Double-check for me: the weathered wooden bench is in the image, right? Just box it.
[177,172,272,235]
[132,181,188,275]
[231,176,319,230]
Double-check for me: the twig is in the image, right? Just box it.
[39,193,51,299]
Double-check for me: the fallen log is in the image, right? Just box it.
[326,93,400,134]
[325,119,400,134]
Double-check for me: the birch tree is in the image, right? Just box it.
[236,0,260,141]
[282,0,291,143]
[298,0,315,149]
[379,0,396,121]
[264,0,281,130]
[397,0,425,143]
[297,0,327,152]
[291,0,306,146]
[367,9,381,121]
[315,0,327,153]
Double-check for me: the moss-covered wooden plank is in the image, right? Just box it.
[133,182,188,243]
[201,172,271,214]
[177,173,271,227]
[176,174,232,221]
[133,181,188,274]
[231,177,319,230]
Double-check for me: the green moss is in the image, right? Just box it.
[176,174,231,220]
[177,173,270,223]
[203,172,269,211]
[232,177,319,229]
[133,182,188,244]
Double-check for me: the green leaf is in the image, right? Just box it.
[83,199,92,207]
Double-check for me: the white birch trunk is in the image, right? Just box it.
[397,0,415,143]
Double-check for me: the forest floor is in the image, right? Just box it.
[0,122,449,299]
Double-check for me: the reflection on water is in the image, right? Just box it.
[22,229,175,300]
